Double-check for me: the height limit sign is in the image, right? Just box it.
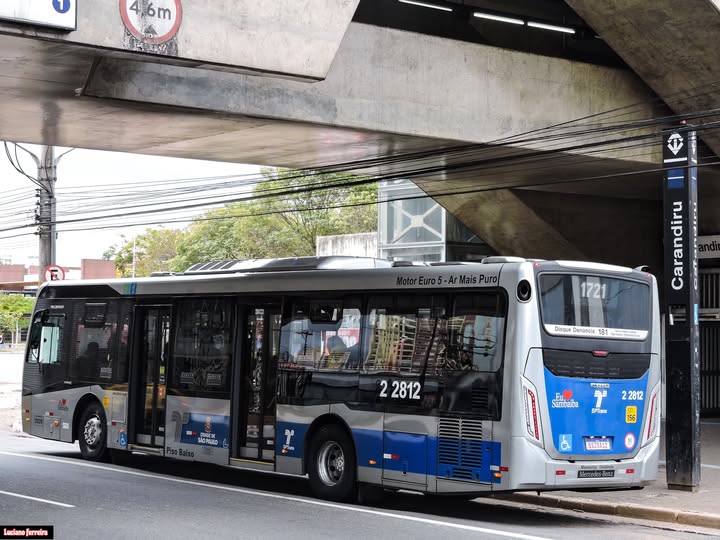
[120,0,182,44]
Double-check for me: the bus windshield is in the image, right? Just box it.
[538,273,650,340]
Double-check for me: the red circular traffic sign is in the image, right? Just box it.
[120,0,182,45]
[44,265,66,282]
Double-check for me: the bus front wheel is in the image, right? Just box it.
[78,402,108,461]
[308,424,356,502]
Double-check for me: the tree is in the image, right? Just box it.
[256,168,377,250]
[170,168,377,271]
[105,228,185,277]
[103,168,378,275]
[0,294,35,345]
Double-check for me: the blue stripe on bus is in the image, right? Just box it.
[276,421,501,482]
[436,439,501,483]
[276,421,310,459]
[353,427,384,469]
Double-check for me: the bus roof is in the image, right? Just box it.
[34,256,653,300]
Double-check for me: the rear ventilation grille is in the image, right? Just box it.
[437,418,485,480]
[471,387,489,413]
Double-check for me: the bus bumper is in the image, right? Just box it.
[507,436,660,491]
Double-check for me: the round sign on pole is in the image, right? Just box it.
[44,265,66,282]
[120,0,182,45]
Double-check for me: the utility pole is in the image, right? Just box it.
[16,143,73,281]
[13,144,70,281]
[37,145,57,276]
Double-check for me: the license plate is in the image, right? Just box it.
[578,469,615,479]
[584,438,611,451]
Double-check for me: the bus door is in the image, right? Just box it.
[130,305,171,448]
[235,304,281,462]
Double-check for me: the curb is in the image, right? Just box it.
[496,493,720,529]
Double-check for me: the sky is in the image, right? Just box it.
[1,144,260,268]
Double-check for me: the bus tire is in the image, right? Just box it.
[308,424,356,502]
[78,402,109,462]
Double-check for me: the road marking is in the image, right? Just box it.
[0,489,75,508]
[0,451,549,540]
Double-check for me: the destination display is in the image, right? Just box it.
[544,324,647,341]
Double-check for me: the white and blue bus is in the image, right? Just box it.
[22,256,661,501]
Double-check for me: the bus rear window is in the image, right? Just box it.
[538,274,650,340]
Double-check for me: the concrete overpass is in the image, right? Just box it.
[1,0,719,273]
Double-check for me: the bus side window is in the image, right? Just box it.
[449,294,506,372]
[40,326,62,364]
[363,295,446,374]
[281,298,361,371]
[27,312,65,365]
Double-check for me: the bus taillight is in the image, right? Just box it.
[642,382,661,447]
[523,383,542,444]
[646,394,656,440]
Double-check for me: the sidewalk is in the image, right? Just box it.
[501,420,720,529]
[0,350,23,432]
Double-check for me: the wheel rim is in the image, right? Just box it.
[317,440,345,487]
[83,415,102,448]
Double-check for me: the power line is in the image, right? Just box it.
[3,80,720,242]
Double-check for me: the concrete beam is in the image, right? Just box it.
[82,23,661,163]
[0,18,698,268]
[0,0,359,79]
[424,187,587,260]
[565,0,720,157]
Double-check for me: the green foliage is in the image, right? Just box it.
[171,167,378,270]
[106,228,185,278]
[0,294,35,337]
[105,168,378,276]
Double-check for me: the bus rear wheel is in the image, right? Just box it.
[308,424,356,502]
[78,402,108,462]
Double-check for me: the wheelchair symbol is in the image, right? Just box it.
[559,434,572,451]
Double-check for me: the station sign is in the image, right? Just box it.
[698,234,720,260]
[0,0,77,31]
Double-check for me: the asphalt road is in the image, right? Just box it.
[2,352,718,539]
[1,431,718,540]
